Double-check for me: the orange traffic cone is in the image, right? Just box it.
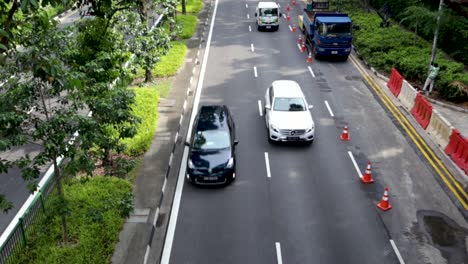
[287,13,291,21]
[297,35,302,44]
[377,187,392,211]
[286,4,290,12]
[307,52,313,63]
[292,0,296,6]
[361,162,374,184]
[292,24,297,32]
[301,43,306,53]
[340,125,349,141]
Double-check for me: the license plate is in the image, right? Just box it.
[266,26,271,29]
[204,176,217,181]
[287,137,300,141]
[331,51,338,54]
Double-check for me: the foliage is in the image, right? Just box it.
[176,0,202,14]
[121,87,159,156]
[11,177,133,264]
[152,41,187,77]
[348,5,468,101]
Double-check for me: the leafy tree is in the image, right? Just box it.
[400,6,435,38]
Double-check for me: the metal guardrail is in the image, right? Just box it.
[0,10,166,264]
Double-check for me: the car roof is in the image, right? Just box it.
[272,80,305,98]
[316,16,352,23]
[258,2,279,8]
[195,105,230,131]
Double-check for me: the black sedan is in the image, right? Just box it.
[185,105,238,186]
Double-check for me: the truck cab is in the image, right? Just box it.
[255,2,281,31]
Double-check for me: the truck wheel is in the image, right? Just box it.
[274,25,279,31]
[257,25,261,31]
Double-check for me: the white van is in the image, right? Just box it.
[255,2,281,31]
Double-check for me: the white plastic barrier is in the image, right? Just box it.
[426,109,454,149]
[397,80,417,111]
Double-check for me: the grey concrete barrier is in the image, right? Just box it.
[426,109,454,149]
[398,80,417,111]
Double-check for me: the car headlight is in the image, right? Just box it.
[270,124,279,132]
[226,158,234,168]
[188,160,194,169]
[306,125,315,133]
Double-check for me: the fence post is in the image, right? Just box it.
[18,217,27,246]
[39,191,46,213]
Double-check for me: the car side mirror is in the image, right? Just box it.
[234,140,239,146]
[265,105,271,110]
[254,13,257,17]
[184,141,190,147]
[308,105,314,109]
[279,12,282,17]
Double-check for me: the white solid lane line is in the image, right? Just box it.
[308,66,316,78]
[264,152,271,178]
[348,151,363,179]
[390,240,406,264]
[324,100,334,117]
[249,25,252,32]
[160,0,220,260]
[254,66,258,78]
[275,242,283,264]
[258,100,263,116]
[251,43,255,52]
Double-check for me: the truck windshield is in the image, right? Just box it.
[318,23,351,36]
[259,8,278,16]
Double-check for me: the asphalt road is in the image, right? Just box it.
[160,0,468,263]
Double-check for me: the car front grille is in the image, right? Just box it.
[279,129,306,136]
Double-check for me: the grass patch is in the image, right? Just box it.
[162,15,197,40]
[152,41,187,77]
[122,87,159,156]
[12,177,133,264]
[177,0,203,14]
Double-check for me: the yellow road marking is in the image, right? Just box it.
[349,55,468,210]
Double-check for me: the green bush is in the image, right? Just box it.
[122,87,159,156]
[348,7,468,101]
[177,0,203,14]
[153,41,187,77]
[12,177,132,264]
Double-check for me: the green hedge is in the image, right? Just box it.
[122,87,159,156]
[347,7,468,101]
[177,0,203,14]
[153,41,187,77]
[12,177,133,264]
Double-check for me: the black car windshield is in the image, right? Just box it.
[273,97,306,111]
[259,8,278,16]
[318,22,351,36]
[192,130,231,150]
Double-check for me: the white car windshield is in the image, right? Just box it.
[273,97,306,111]
[193,130,231,150]
[259,8,278,16]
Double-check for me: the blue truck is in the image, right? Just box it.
[298,0,353,60]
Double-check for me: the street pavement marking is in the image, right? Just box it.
[350,55,468,210]
[308,66,315,78]
[275,242,283,264]
[246,3,248,8]
[324,100,334,117]
[254,66,258,78]
[390,240,406,264]
[265,152,271,178]
[161,0,220,260]
[249,25,252,32]
[288,25,292,31]
[251,43,255,52]
[247,13,250,19]
[348,151,363,179]
[258,100,263,116]
[297,43,302,52]
[282,14,286,19]
[189,76,193,84]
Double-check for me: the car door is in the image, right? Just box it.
[264,86,273,128]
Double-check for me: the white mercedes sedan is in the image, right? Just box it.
[264,80,315,144]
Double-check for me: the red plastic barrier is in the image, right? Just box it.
[445,129,468,174]
[387,68,404,97]
[410,93,433,129]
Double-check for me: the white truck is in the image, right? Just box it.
[255,2,281,31]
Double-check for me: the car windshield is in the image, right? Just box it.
[259,8,278,16]
[273,97,306,111]
[318,22,351,36]
[192,130,231,150]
